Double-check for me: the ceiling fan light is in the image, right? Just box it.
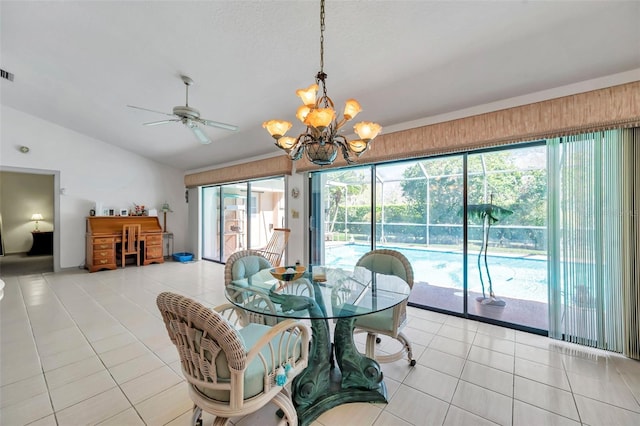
[354,121,382,141]
[263,120,292,139]
[296,84,319,106]
[343,99,362,121]
[304,108,335,130]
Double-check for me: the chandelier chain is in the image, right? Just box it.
[319,0,325,73]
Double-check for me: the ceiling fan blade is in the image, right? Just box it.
[199,118,239,132]
[188,124,211,144]
[143,119,180,126]
[127,105,175,117]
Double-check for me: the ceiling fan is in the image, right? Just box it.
[127,75,238,144]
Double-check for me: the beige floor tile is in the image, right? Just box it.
[476,322,516,341]
[515,342,565,369]
[108,351,164,384]
[1,357,44,386]
[429,335,472,359]
[406,316,444,334]
[3,263,640,426]
[134,381,193,425]
[39,343,96,372]
[404,364,459,402]
[97,407,145,425]
[461,360,514,397]
[379,358,413,383]
[443,405,500,426]
[514,357,569,390]
[451,380,512,426]
[566,370,640,412]
[473,333,516,355]
[574,394,640,426]
[315,402,382,426]
[56,387,132,426]
[468,345,515,374]
[513,400,580,426]
[513,376,579,420]
[44,355,106,389]
[385,384,449,425]
[34,326,88,356]
[438,323,477,343]
[418,347,466,378]
[90,331,138,354]
[26,414,58,426]
[99,340,151,368]
[120,365,184,404]
[49,369,117,411]
[0,392,53,425]
[0,373,47,408]
[372,410,412,425]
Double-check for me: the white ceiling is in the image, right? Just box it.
[2,1,639,172]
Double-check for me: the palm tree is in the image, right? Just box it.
[467,195,513,306]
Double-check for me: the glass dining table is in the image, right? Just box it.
[225,265,411,426]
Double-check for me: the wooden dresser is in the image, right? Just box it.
[86,216,164,272]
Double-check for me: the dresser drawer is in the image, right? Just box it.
[93,249,113,261]
[93,256,113,266]
[146,246,163,259]
[146,235,162,246]
[93,237,114,245]
[93,241,114,250]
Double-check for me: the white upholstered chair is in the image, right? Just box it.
[156,292,310,426]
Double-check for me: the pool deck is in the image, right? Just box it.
[409,281,549,331]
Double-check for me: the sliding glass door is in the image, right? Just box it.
[310,144,548,332]
[202,177,285,263]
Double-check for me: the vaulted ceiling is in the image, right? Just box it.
[2,1,639,171]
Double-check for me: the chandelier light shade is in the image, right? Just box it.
[263,0,382,166]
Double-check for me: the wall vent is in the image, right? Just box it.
[1,69,15,82]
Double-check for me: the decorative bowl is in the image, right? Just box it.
[269,265,306,282]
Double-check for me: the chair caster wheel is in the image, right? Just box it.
[376,337,381,344]
[409,359,416,366]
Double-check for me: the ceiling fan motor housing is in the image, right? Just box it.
[173,105,200,120]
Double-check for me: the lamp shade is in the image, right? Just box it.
[343,99,362,120]
[304,108,335,130]
[277,136,297,150]
[31,213,43,221]
[296,84,319,106]
[263,120,292,139]
[354,122,382,141]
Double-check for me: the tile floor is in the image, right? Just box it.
[1,260,639,426]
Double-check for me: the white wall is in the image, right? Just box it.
[1,106,187,270]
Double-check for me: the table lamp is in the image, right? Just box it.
[161,203,173,233]
[31,213,43,232]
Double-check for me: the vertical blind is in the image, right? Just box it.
[548,128,639,358]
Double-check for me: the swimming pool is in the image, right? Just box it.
[325,244,548,303]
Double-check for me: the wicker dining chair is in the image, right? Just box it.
[354,249,416,366]
[224,250,313,326]
[156,292,310,426]
[254,228,290,267]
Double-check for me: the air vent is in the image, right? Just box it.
[1,69,15,82]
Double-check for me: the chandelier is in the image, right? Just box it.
[263,0,382,166]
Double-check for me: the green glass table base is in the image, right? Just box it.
[292,315,387,426]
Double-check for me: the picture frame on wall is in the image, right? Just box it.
[120,209,128,216]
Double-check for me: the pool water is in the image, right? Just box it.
[325,244,548,303]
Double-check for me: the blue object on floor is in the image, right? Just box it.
[173,252,194,262]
